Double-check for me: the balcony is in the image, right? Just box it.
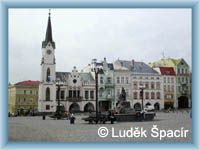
[66,97,83,102]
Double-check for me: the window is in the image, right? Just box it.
[156,82,160,90]
[24,98,26,102]
[24,90,26,94]
[69,90,72,98]
[145,82,149,89]
[151,92,155,99]
[164,85,166,92]
[133,92,138,99]
[133,81,138,89]
[171,77,174,83]
[90,91,94,99]
[168,85,170,92]
[168,77,170,83]
[30,90,32,95]
[126,77,129,84]
[178,77,180,82]
[85,91,89,99]
[164,77,166,83]
[46,105,50,110]
[171,85,174,92]
[46,68,51,82]
[107,77,111,84]
[156,92,160,99]
[73,90,76,98]
[61,91,65,99]
[151,82,155,89]
[178,68,180,74]
[46,87,50,101]
[145,92,149,99]
[182,68,184,74]
[182,77,184,82]
[100,77,104,84]
[117,77,120,84]
[121,77,124,84]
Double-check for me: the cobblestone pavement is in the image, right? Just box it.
[9,111,192,142]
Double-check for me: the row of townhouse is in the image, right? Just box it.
[83,58,164,112]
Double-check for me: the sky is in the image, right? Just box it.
[9,9,192,84]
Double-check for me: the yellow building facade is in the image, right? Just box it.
[8,80,39,115]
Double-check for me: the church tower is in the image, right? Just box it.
[38,11,57,113]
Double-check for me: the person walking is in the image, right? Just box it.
[70,113,75,124]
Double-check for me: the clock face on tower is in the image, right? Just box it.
[46,49,52,55]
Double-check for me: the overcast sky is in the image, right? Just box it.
[9,8,192,84]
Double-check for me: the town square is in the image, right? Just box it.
[9,110,191,142]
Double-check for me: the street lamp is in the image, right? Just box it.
[56,79,63,120]
[92,59,103,124]
[139,84,146,111]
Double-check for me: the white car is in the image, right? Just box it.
[144,105,154,111]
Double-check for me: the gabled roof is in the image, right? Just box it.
[149,58,188,68]
[133,62,159,74]
[15,80,40,86]
[114,59,158,74]
[159,67,176,75]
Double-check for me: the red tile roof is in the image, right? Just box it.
[15,80,40,86]
[159,67,176,75]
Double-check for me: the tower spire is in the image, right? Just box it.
[42,9,55,49]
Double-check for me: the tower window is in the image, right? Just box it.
[46,87,50,101]
[46,68,51,82]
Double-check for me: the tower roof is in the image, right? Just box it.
[42,10,56,49]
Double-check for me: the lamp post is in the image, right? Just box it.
[92,59,102,124]
[56,79,63,120]
[139,85,146,111]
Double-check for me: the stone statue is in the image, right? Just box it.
[119,87,126,101]
[116,87,130,113]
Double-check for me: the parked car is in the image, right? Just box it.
[144,105,154,112]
